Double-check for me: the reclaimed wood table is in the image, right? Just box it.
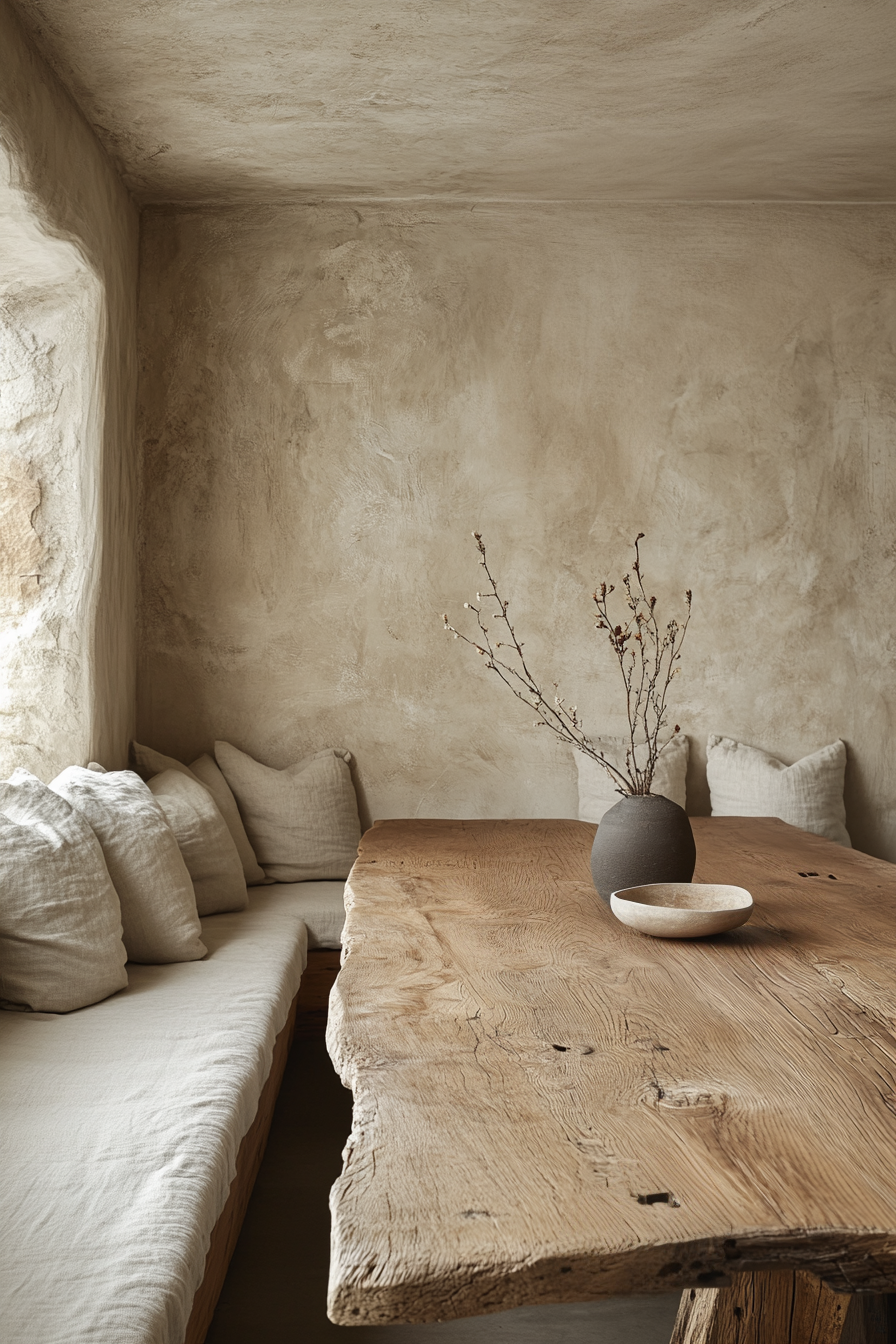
[326,817,896,1342]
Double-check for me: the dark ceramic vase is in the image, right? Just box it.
[590,793,696,903]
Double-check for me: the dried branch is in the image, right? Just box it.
[443,532,691,796]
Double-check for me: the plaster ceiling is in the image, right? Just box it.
[12,0,896,204]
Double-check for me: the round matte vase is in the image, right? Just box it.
[590,794,696,903]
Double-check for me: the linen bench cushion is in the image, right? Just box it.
[0,889,308,1344]
[276,880,346,949]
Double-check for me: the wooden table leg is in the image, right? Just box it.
[671,1272,893,1344]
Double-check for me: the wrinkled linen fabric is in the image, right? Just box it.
[187,755,268,885]
[0,889,308,1344]
[148,771,248,915]
[131,742,267,886]
[215,742,361,882]
[50,767,206,965]
[706,735,851,847]
[275,880,346,948]
[575,733,689,824]
[0,770,128,1012]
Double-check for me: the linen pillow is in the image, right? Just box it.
[706,735,851,847]
[131,740,266,885]
[147,770,249,915]
[50,766,206,965]
[188,754,269,885]
[576,734,689,823]
[0,770,128,1012]
[214,742,361,882]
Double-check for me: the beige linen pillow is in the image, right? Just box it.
[706,735,851,847]
[148,770,249,915]
[50,766,206,965]
[576,734,689,824]
[0,770,128,1012]
[131,741,266,884]
[188,754,268,885]
[214,742,361,882]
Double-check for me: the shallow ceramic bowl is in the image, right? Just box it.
[609,882,753,939]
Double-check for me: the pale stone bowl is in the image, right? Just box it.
[609,882,753,939]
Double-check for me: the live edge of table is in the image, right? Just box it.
[325,817,896,1343]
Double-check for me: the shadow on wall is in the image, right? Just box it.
[0,143,105,779]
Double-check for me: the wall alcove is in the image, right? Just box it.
[0,144,105,777]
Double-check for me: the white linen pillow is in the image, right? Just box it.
[148,770,249,915]
[576,734,689,823]
[0,770,128,1012]
[131,741,266,885]
[214,742,361,882]
[706,735,851,847]
[50,766,206,965]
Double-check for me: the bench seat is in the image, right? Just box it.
[0,888,308,1344]
[276,879,346,948]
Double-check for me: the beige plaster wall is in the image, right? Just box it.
[0,0,139,774]
[14,0,896,205]
[138,203,896,858]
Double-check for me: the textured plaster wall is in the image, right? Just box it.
[0,0,139,775]
[13,0,896,204]
[138,203,896,858]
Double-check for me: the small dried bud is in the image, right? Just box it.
[463,602,470,608]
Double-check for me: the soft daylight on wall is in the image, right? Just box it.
[137,201,896,856]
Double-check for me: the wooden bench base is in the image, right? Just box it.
[184,948,341,1344]
[292,947,341,1037]
[184,993,299,1344]
[673,1272,896,1344]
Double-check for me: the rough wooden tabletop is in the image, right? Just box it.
[326,817,896,1327]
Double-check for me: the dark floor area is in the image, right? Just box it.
[205,1033,681,1343]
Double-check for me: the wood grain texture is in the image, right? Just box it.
[673,1272,896,1344]
[326,818,896,1327]
[184,993,298,1344]
[671,1271,852,1343]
